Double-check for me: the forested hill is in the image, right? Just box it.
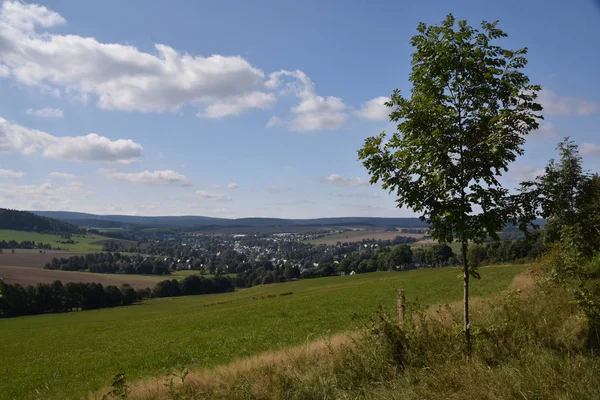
[32,211,430,229]
[0,209,84,233]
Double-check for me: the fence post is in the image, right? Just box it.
[397,289,405,325]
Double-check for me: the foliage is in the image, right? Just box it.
[102,373,130,400]
[358,14,542,246]
[358,14,542,349]
[0,208,84,234]
[45,252,171,275]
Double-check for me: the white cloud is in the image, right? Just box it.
[226,183,239,189]
[0,181,92,211]
[0,168,25,178]
[0,117,143,163]
[356,96,389,121]
[319,173,368,187]
[199,92,276,118]
[0,64,9,77]
[26,107,63,118]
[265,116,282,128]
[539,90,599,116]
[331,192,381,199]
[530,123,558,139]
[507,165,545,182]
[49,171,76,179]
[102,169,191,186]
[196,190,232,202]
[266,70,347,131]
[580,143,600,156]
[0,1,270,115]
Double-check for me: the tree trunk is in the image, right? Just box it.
[461,239,471,358]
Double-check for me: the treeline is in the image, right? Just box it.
[469,234,545,267]
[232,243,453,287]
[0,240,54,250]
[0,275,235,318]
[153,275,234,297]
[44,253,171,275]
[0,208,84,233]
[102,240,136,252]
[0,281,140,318]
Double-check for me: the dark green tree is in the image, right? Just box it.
[358,14,542,353]
[389,244,413,270]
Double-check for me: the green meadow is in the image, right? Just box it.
[0,229,112,252]
[0,265,523,400]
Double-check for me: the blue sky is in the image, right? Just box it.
[0,0,599,218]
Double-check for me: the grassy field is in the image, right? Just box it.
[0,265,524,400]
[0,230,127,253]
[308,228,425,245]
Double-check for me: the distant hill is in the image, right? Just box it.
[32,211,430,229]
[0,209,83,233]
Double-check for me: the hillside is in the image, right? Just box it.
[0,209,83,234]
[32,211,431,229]
[0,266,523,399]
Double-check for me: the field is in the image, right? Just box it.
[308,228,425,245]
[0,265,165,289]
[0,249,85,268]
[0,229,132,253]
[0,264,230,289]
[0,265,524,400]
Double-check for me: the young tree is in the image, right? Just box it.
[358,15,542,353]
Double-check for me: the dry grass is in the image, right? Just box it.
[96,333,356,400]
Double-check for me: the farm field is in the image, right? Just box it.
[0,229,134,252]
[0,265,524,400]
[0,249,85,268]
[308,228,425,245]
[0,265,164,290]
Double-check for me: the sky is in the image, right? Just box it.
[0,0,599,218]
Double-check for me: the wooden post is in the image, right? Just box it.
[397,289,405,326]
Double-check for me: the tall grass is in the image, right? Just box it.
[110,270,600,400]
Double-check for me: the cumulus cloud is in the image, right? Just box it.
[539,90,599,116]
[226,183,239,189]
[0,117,143,163]
[356,96,390,121]
[319,173,368,187]
[0,181,92,211]
[196,190,232,202]
[266,70,347,131]
[507,165,545,182]
[530,123,558,139]
[102,169,191,186]
[49,171,76,179]
[26,107,63,118]
[265,116,282,128]
[0,1,270,115]
[331,192,381,199]
[580,143,600,156]
[199,92,276,118]
[0,168,25,178]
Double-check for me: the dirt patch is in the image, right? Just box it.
[0,250,85,269]
[310,229,425,245]
[0,265,160,289]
